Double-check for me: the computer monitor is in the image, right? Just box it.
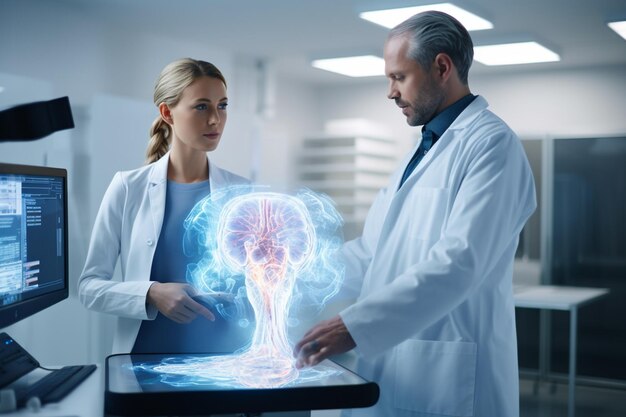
[0,162,68,328]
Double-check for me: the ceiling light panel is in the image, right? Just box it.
[608,21,626,41]
[359,3,493,31]
[312,55,385,77]
[474,42,560,66]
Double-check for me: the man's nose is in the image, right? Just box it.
[387,83,398,100]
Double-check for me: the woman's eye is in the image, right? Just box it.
[218,102,228,110]
[194,104,208,110]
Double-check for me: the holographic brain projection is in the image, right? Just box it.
[132,187,344,388]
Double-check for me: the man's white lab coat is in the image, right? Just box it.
[78,152,248,354]
[340,96,536,417]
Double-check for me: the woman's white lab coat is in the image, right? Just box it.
[339,96,536,417]
[78,152,248,354]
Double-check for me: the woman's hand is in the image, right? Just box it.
[147,282,216,323]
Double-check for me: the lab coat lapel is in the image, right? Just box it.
[380,96,489,242]
[208,157,230,202]
[147,152,169,240]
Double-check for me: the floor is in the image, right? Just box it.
[311,378,626,417]
[519,378,626,417]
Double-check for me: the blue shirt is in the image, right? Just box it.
[132,180,252,354]
[398,94,477,189]
[425,93,477,148]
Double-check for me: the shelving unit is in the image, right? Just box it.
[298,134,398,240]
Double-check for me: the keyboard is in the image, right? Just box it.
[15,364,97,407]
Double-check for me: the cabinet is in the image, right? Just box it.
[298,134,397,240]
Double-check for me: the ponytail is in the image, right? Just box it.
[145,116,170,164]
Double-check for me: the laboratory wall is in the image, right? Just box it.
[314,65,626,142]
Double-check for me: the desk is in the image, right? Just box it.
[514,285,609,417]
[7,366,104,417]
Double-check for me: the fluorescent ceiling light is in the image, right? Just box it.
[359,3,493,31]
[474,42,560,66]
[608,21,626,41]
[312,55,385,77]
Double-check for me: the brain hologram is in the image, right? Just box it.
[133,186,344,388]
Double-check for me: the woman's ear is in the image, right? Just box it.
[159,102,173,125]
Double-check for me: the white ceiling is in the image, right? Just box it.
[61,0,626,84]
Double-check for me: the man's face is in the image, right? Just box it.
[384,35,445,127]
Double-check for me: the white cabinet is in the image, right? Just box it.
[298,135,397,240]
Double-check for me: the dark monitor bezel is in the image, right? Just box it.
[0,162,69,329]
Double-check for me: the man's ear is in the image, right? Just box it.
[159,102,173,125]
[433,53,454,82]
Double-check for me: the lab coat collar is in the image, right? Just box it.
[392,95,489,193]
[148,151,170,186]
[146,151,225,239]
[447,95,488,131]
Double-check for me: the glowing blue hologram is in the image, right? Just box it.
[133,187,344,388]
[126,356,342,389]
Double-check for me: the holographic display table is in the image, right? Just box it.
[105,353,379,416]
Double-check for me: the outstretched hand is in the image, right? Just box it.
[293,315,356,369]
[147,282,215,323]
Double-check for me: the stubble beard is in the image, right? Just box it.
[406,78,446,127]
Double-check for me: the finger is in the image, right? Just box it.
[307,346,330,367]
[186,299,216,321]
[295,339,323,368]
[294,335,316,356]
[174,306,196,322]
[293,327,325,355]
[169,312,191,324]
[183,284,198,297]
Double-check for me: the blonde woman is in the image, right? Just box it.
[79,58,251,354]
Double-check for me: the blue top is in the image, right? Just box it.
[132,180,252,354]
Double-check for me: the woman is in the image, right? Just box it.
[79,58,251,354]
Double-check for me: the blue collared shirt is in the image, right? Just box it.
[398,94,477,189]
[424,93,477,146]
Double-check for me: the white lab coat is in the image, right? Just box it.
[339,96,536,417]
[78,152,249,354]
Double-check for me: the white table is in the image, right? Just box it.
[514,285,609,417]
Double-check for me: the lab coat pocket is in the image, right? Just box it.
[407,187,449,242]
[393,339,477,416]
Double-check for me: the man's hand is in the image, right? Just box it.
[293,315,356,369]
[147,282,215,323]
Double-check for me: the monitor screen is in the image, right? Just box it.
[0,163,68,328]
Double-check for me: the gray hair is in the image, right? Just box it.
[389,11,473,84]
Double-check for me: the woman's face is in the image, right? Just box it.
[164,76,228,153]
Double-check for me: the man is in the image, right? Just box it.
[294,11,536,417]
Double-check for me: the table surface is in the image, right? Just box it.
[514,285,610,310]
[6,365,104,417]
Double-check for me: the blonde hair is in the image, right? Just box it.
[145,58,227,164]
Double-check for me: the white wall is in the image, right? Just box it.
[314,65,626,148]
[472,65,626,138]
